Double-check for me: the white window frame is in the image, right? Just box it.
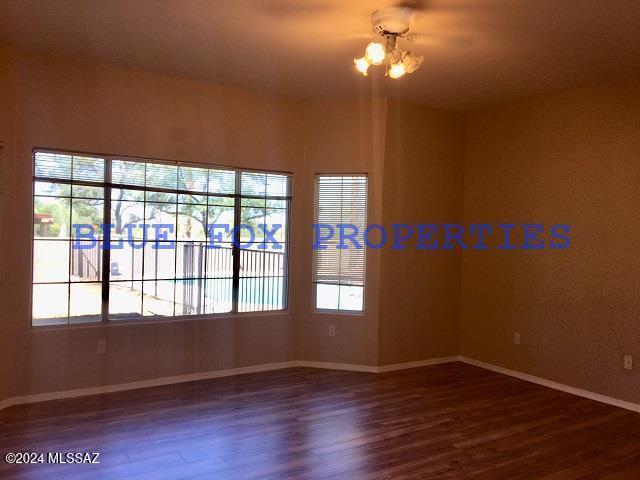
[30,148,292,327]
[312,173,368,314]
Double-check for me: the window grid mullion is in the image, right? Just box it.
[231,172,242,313]
[101,159,112,322]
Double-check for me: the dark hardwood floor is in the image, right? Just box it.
[1,363,640,479]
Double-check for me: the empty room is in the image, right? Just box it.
[1,0,639,478]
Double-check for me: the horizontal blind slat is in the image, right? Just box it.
[313,175,367,291]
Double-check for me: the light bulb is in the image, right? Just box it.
[364,42,386,65]
[388,62,407,79]
[402,52,424,74]
[354,56,370,76]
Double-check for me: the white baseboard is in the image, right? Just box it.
[1,361,297,411]
[294,361,378,373]
[3,356,638,415]
[0,358,455,411]
[376,356,459,373]
[0,398,13,412]
[459,356,640,414]
[0,357,461,411]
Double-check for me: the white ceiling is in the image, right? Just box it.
[1,0,639,111]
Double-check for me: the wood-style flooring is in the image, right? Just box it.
[1,363,640,479]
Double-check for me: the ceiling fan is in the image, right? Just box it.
[353,5,471,79]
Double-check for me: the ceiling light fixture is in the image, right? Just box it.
[364,42,386,65]
[353,56,370,76]
[388,61,407,79]
[352,7,425,79]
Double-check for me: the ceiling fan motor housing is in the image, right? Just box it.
[371,7,414,36]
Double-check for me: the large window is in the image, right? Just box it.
[313,175,367,312]
[32,150,290,326]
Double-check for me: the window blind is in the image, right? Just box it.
[313,175,367,311]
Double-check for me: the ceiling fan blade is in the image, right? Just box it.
[258,0,334,18]
[404,33,473,48]
[395,0,431,12]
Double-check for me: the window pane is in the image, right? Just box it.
[112,160,145,187]
[238,278,264,312]
[316,284,339,310]
[206,205,235,244]
[146,162,177,190]
[208,169,235,194]
[175,279,205,316]
[109,281,142,319]
[146,202,176,240]
[110,243,143,280]
[33,240,69,283]
[240,207,265,243]
[205,244,233,278]
[266,174,289,197]
[239,245,262,278]
[72,156,104,183]
[34,152,71,180]
[176,242,205,279]
[70,241,102,282]
[146,190,176,203]
[178,166,208,192]
[34,181,70,197]
[338,285,364,311]
[111,199,145,238]
[203,278,233,314]
[179,193,206,204]
[71,198,104,232]
[33,283,69,324]
[142,280,175,317]
[72,185,104,199]
[265,208,287,246]
[112,188,144,201]
[69,283,102,322]
[266,199,286,209]
[208,195,234,207]
[263,276,285,311]
[144,242,176,280]
[241,172,266,196]
[238,247,287,312]
[241,197,265,208]
[177,204,207,241]
[34,196,70,238]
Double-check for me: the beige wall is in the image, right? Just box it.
[461,82,640,403]
[294,98,387,366]
[2,48,304,398]
[0,45,18,402]
[378,100,465,364]
[0,47,462,401]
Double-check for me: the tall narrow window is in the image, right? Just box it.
[313,175,367,312]
[32,150,290,326]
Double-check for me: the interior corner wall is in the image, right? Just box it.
[0,45,17,403]
[294,98,388,367]
[377,100,466,365]
[460,82,640,403]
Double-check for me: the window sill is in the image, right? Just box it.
[313,309,366,317]
[30,309,290,332]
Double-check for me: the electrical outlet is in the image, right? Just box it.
[97,339,107,355]
[328,325,336,337]
[624,354,633,370]
[514,332,521,345]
